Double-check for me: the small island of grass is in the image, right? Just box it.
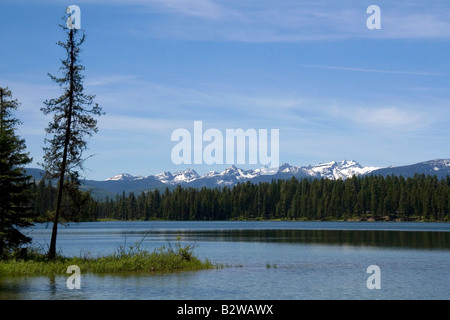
[0,242,214,276]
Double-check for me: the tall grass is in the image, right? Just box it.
[0,241,214,276]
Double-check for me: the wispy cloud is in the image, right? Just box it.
[147,0,231,20]
[132,0,450,42]
[98,114,189,133]
[349,107,430,131]
[299,65,449,77]
[6,0,450,43]
[381,11,450,39]
[8,0,450,42]
[86,73,303,125]
[86,75,138,87]
[284,96,435,134]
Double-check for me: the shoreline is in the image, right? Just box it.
[54,217,449,223]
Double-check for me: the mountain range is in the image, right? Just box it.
[26,159,450,199]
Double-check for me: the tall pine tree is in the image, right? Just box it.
[41,17,103,259]
[0,87,34,259]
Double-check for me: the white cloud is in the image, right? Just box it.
[350,107,429,131]
[381,11,450,39]
[98,114,188,133]
[7,0,450,42]
[85,75,138,87]
[147,0,229,20]
[299,65,449,77]
[135,0,450,42]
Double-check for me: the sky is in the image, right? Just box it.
[1,0,450,180]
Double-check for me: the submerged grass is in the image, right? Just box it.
[0,242,214,276]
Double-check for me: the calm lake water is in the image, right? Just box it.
[1,221,449,300]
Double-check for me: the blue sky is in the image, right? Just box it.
[1,0,450,180]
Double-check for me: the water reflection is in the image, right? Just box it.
[3,222,450,300]
[48,275,57,296]
[130,229,450,250]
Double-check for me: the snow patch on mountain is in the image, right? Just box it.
[155,171,174,184]
[105,160,381,185]
[303,160,379,180]
[426,159,450,169]
[106,173,144,181]
[172,169,200,183]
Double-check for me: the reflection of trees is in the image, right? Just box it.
[150,229,450,250]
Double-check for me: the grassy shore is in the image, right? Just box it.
[0,242,214,276]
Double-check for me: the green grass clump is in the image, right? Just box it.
[0,242,214,276]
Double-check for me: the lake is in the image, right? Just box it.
[0,221,449,300]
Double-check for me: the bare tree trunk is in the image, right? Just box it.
[0,89,4,259]
[48,29,75,260]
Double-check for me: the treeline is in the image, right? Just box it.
[32,174,450,222]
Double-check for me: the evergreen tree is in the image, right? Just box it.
[30,173,450,223]
[0,87,34,259]
[41,19,103,259]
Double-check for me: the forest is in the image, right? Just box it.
[31,173,450,222]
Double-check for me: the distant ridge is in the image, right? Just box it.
[103,160,379,186]
[25,159,450,199]
[369,159,450,179]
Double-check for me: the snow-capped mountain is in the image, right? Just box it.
[106,173,144,181]
[304,160,380,180]
[370,159,450,179]
[105,160,380,186]
[25,158,450,199]
[155,169,199,184]
[107,168,201,184]
[171,168,200,184]
[154,171,174,184]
